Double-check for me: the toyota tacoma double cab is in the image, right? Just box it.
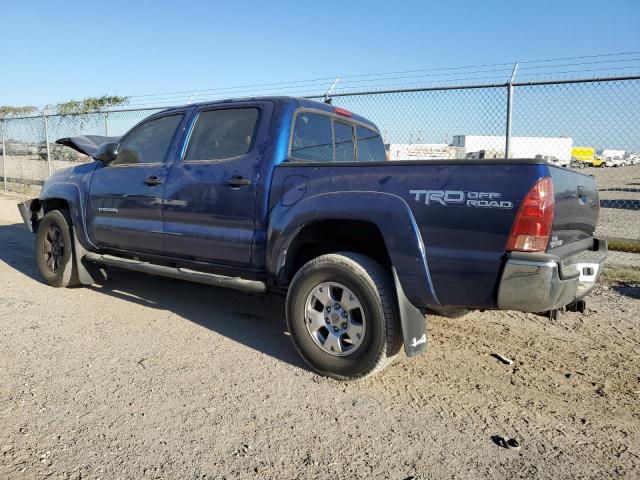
[18,96,607,379]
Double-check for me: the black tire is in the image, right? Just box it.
[35,209,80,288]
[286,252,402,380]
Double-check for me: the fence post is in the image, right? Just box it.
[43,113,52,177]
[1,119,6,191]
[505,63,519,158]
[104,111,109,136]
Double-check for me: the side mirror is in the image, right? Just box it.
[94,142,118,163]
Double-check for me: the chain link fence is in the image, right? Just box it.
[0,108,162,187]
[1,76,638,251]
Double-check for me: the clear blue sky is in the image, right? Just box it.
[1,0,639,107]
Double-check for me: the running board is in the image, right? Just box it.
[84,253,267,294]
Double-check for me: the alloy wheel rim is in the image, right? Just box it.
[304,282,366,357]
[42,225,64,273]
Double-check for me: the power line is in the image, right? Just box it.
[125,64,640,107]
[29,51,640,110]
[124,50,640,102]
[124,60,640,107]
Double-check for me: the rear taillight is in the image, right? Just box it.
[506,177,555,252]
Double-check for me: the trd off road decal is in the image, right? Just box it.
[409,190,513,209]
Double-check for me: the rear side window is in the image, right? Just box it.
[334,121,355,162]
[184,108,259,161]
[357,127,386,162]
[291,112,333,162]
[114,114,183,165]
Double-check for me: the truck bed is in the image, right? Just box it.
[271,159,599,308]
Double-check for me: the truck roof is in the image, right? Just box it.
[158,96,379,130]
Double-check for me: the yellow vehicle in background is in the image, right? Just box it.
[571,147,603,168]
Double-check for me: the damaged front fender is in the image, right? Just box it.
[17,198,41,233]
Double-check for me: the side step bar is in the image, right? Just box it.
[84,253,267,294]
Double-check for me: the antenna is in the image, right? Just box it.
[324,76,341,104]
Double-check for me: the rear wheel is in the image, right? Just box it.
[35,209,79,288]
[286,252,402,380]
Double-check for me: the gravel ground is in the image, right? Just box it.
[0,193,639,479]
[589,164,640,242]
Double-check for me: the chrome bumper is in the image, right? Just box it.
[497,240,607,312]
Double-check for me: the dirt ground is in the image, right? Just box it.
[0,193,638,479]
[589,164,640,241]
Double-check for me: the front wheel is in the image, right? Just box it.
[286,252,402,380]
[35,209,80,288]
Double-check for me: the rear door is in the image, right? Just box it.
[86,112,186,253]
[162,102,272,267]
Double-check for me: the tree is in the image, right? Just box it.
[55,95,129,115]
[0,106,38,119]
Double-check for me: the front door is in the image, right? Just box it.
[86,112,186,253]
[162,103,269,267]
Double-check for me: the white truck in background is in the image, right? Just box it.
[452,135,572,166]
[600,149,626,167]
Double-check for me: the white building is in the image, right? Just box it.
[452,135,573,163]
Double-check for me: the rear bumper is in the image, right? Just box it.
[497,238,607,312]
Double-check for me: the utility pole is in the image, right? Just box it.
[505,63,519,158]
[1,120,6,191]
[43,111,52,177]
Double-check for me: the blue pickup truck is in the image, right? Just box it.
[18,96,606,379]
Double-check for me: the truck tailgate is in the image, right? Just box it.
[548,167,599,256]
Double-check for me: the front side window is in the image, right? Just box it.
[114,114,183,165]
[184,108,259,161]
[334,121,355,162]
[356,126,386,162]
[291,112,333,162]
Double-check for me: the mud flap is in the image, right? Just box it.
[392,268,427,357]
[72,231,107,285]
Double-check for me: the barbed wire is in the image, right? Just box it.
[18,51,640,112]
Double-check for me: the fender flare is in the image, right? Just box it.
[38,182,104,285]
[39,181,95,251]
[267,191,440,356]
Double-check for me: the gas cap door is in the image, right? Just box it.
[281,175,308,206]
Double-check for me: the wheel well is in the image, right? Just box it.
[41,198,70,215]
[285,220,391,283]
[29,198,70,230]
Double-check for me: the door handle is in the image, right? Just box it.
[144,175,163,186]
[225,176,251,188]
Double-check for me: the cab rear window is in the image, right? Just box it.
[356,126,386,162]
[290,111,384,163]
[291,112,333,162]
[334,121,355,162]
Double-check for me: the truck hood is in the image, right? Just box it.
[55,135,120,158]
